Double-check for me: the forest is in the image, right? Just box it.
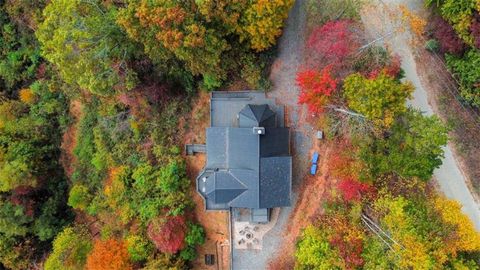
[0,0,292,269]
[1,0,480,269]
[291,0,480,269]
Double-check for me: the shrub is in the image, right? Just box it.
[142,254,186,270]
[353,46,390,75]
[431,16,466,55]
[180,223,205,260]
[446,49,480,107]
[306,0,361,27]
[185,223,205,247]
[425,39,440,52]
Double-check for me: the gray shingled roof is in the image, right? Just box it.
[239,104,276,128]
[197,92,292,211]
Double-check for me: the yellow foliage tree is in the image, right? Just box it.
[433,196,480,253]
[238,0,294,51]
[375,194,437,269]
[103,166,133,224]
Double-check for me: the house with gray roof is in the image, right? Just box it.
[196,91,292,222]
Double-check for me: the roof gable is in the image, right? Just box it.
[239,104,276,128]
[197,92,292,210]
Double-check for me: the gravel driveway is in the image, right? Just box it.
[231,0,313,269]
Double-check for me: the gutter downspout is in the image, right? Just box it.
[229,207,234,270]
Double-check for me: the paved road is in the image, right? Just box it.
[231,0,311,269]
[361,0,480,230]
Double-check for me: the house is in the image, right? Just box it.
[196,91,292,222]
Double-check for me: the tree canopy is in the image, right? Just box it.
[44,227,92,270]
[359,109,449,181]
[36,0,137,96]
[343,72,414,127]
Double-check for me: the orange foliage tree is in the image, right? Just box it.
[399,5,426,38]
[86,239,132,270]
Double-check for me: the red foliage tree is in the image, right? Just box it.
[327,141,361,180]
[147,215,187,254]
[306,20,359,70]
[330,234,364,269]
[86,239,132,270]
[324,214,365,270]
[383,55,402,78]
[431,16,465,55]
[297,66,338,114]
[337,178,372,202]
[368,54,402,79]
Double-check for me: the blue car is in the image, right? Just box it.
[312,152,319,164]
[310,164,318,175]
[310,151,319,175]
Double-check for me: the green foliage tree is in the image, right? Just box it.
[36,0,137,96]
[446,49,480,107]
[0,201,32,238]
[68,184,92,211]
[180,223,205,261]
[295,225,343,269]
[359,109,448,181]
[361,237,394,269]
[44,226,93,270]
[125,234,153,262]
[0,5,41,96]
[0,80,72,267]
[343,72,414,127]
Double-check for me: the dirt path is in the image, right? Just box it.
[182,92,231,270]
[360,0,480,230]
[60,100,82,178]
